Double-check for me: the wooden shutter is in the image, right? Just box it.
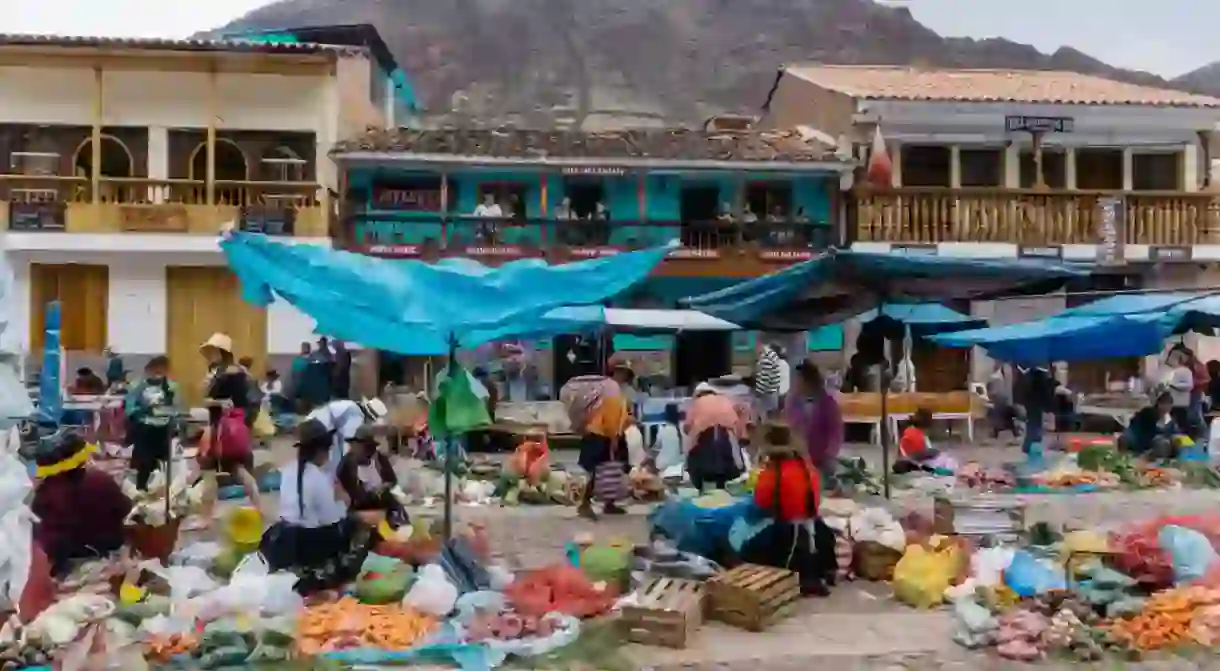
[29,264,109,355]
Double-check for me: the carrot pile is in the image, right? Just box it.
[144,632,198,663]
[296,597,437,656]
[1107,587,1220,651]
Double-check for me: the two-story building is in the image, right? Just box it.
[329,126,855,386]
[761,64,1220,390]
[0,26,406,400]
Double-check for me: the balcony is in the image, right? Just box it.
[339,215,836,276]
[1,176,327,238]
[853,188,1220,248]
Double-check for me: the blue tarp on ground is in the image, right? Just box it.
[220,233,677,354]
[680,250,1087,330]
[931,313,1174,365]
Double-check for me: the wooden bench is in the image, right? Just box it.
[838,391,984,444]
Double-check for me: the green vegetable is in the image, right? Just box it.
[354,566,415,604]
[581,545,630,590]
[212,546,250,579]
[114,595,171,624]
[503,486,520,506]
[199,645,252,669]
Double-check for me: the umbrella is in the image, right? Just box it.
[221,231,677,536]
[857,302,987,338]
[931,313,1173,365]
[682,249,1088,496]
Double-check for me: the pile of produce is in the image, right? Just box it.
[296,598,438,656]
[503,565,617,618]
[1035,470,1119,489]
[0,632,56,668]
[498,468,583,506]
[956,463,1016,490]
[1105,586,1220,652]
[120,463,206,525]
[465,608,570,642]
[143,632,198,664]
[834,457,881,495]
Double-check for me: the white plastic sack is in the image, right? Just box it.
[145,562,219,605]
[191,553,302,619]
[0,426,34,611]
[971,546,1016,587]
[847,507,906,551]
[170,541,223,569]
[950,599,997,649]
[624,425,647,467]
[403,564,458,617]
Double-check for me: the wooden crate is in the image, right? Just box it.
[707,564,799,632]
[620,577,707,648]
[933,495,1025,543]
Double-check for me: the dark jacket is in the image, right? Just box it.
[336,451,398,510]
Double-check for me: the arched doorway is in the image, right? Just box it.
[189,139,249,204]
[72,135,134,202]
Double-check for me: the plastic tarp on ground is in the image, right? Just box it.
[220,232,678,353]
[931,313,1173,365]
[680,250,1088,331]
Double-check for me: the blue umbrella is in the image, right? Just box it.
[681,249,1088,497]
[857,302,986,337]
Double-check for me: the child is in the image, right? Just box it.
[898,408,940,465]
[651,403,684,477]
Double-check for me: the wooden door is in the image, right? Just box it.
[29,264,109,355]
[166,266,266,407]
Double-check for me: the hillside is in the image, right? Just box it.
[205,0,1205,129]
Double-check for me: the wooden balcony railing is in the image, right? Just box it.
[0,176,325,236]
[340,214,834,262]
[854,188,1220,247]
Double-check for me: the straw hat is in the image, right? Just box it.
[33,430,96,478]
[199,332,233,356]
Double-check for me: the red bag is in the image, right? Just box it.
[18,544,55,623]
[753,453,821,522]
[213,408,252,462]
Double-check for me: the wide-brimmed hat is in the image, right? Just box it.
[694,382,719,396]
[199,332,233,356]
[294,418,333,448]
[346,424,380,446]
[757,421,801,456]
[359,397,389,423]
[33,430,96,478]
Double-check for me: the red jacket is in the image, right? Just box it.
[753,454,821,522]
[1192,360,1210,394]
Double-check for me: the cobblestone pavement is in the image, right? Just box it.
[242,438,1220,668]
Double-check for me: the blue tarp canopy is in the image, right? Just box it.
[680,250,1089,330]
[1055,291,1220,334]
[220,232,677,353]
[856,302,986,337]
[931,313,1172,365]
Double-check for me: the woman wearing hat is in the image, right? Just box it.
[198,333,261,510]
[561,374,631,520]
[261,418,371,593]
[683,382,746,491]
[31,431,133,577]
[337,425,407,526]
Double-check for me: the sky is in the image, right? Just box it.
[1,0,1216,79]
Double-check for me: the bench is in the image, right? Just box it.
[838,391,984,444]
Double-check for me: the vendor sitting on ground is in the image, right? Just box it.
[260,419,372,594]
[1120,391,1183,459]
[31,431,133,577]
[337,425,408,527]
[893,408,941,473]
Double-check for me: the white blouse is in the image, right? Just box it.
[278,461,348,528]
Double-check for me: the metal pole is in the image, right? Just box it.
[442,333,457,540]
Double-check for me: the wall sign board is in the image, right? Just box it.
[1005,116,1074,133]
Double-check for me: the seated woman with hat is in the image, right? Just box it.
[260,418,372,593]
[337,425,408,527]
[31,431,133,577]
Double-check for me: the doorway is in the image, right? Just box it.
[30,264,109,355]
[680,185,720,247]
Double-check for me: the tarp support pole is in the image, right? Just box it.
[443,333,457,540]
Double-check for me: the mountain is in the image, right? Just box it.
[1173,62,1220,95]
[205,0,1199,129]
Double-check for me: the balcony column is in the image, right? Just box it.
[1003,143,1020,188]
[91,66,103,206]
[1182,143,1199,192]
[889,142,903,187]
[1122,147,1134,191]
[205,64,218,206]
[949,145,962,188]
[147,127,168,204]
[1065,148,1078,190]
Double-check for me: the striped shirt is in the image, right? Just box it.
[754,346,782,397]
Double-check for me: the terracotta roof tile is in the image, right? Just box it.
[331,127,843,164]
[0,33,361,57]
[784,64,1220,108]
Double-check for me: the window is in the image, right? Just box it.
[900,145,952,187]
[745,182,793,220]
[260,147,307,182]
[369,175,455,211]
[959,149,1003,187]
[679,185,719,221]
[563,179,604,218]
[1133,153,1180,191]
[1019,150,1067,188]
[475,182,528,218]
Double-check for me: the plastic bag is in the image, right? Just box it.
[191,553,302,619]
[403,564,458,617]
[1003,550,1066,597]
[950,599,998,649]
[892,539,964,608]
[252,409,276,438]
[355,555,415,605]
[847,507,906,552]
[1159,524,1219,584]
[0,426,35,616]
[971,546,1015,587]
[171,541,223,569]
[454,590,507,624]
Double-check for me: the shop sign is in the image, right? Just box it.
[891,243,937,256]
[569,246,622,258]
[119,204,188,232]
[1018,245,1062,260]
[1149,245,1192,262]
[464,245,525,258]
[759,249,816,262]
[363,244,421,257]
[8,202,66,231]
[1005,116,1074,133]
[668,247,720,259]
[560,166,627,177]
